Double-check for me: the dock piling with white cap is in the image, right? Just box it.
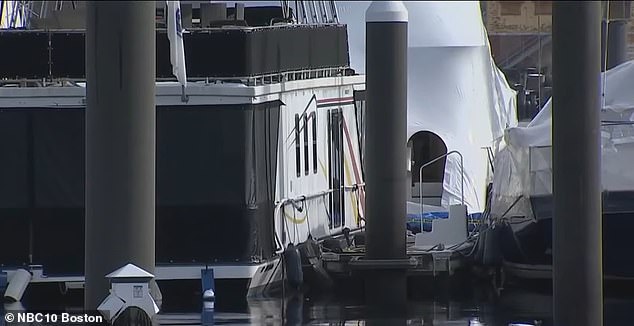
[552,2,603,326]
[85,1,156,310]
[363,0,409,313]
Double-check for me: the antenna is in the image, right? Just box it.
[330,1,339,23]
[1,0,83,29]
[309,1,318,23]
[538,14,542,111]
[280,0,290,20]
[319,1,328,23]
[602,0,610,110]
[0,0,4,27]
[296,1,308,24]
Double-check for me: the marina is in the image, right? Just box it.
[0,1,633,325]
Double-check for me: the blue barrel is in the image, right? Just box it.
[201,268,215,301]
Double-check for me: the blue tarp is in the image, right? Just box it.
[407,211,483,234]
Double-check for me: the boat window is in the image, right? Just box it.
[311,111,317,174]
[409,131,447,184]
[353,90,366,174]
[295,113,301,177]
[304,113,309,176]
[328,109,344,228]
[408,131,447,204]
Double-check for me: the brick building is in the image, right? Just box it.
[482,1,634,120]
[483,1,634,65]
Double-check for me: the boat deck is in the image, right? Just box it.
[1,262,266,290]
[321,241,473,278]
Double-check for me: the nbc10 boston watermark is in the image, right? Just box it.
[3,311,106,325]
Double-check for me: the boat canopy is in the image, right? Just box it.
[491,60,634,220]
[338,1,518,213]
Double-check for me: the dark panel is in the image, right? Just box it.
[0,110,28,208]
[2,26,349,80]
[156,103,280,263]
[33,109,85,208]
[0,32,49,79]
[0,103,280,268]
[282,26,311,70]
[310,25,348,69]
[156,105,246,206]
[184,29,249,78]
[532,191,634,220]
[156,206,251,263]
[353,90,366,101]
[246,25,349,75]
[50,32,85,78]
[504,209,634,278]
[245,102,280,260]
[31,208,84,275]
[0,209,30,267]
[157,29,251,78]
[156,32,172,78]
[521,192,634,278]
[246,28,276,75]
[602,190,634,213]
[603,212,634,277]
[328,109,344,228]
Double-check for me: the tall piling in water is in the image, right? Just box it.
[85,1,156,309]
[601,1,630,71]
[552,2,602,326]
[601,20,627,70]
[363,1,408,312]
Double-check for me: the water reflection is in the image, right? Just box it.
[152,290,552,326]
[5,287,634,325]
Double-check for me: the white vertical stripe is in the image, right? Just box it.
[166,1,188,87]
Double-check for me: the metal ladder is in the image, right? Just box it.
[417,150,465,232]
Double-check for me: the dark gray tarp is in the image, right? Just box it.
[0,109,85,208]
[1,25,350,80]
[156,102,280,264]
[244,104,279,260]
[33,110,85,207]
[0,102,280,273]
[156,106,246,206]
[0,110,28,208]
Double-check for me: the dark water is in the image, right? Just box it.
[149,291,634,326]
[4,285,634,325]
[159,288,632,326]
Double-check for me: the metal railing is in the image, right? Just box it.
[482,146,494,173]
[274,182,365,249]
[274,182,364,208]
[1,66,351,88]
[418,150,464,232]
